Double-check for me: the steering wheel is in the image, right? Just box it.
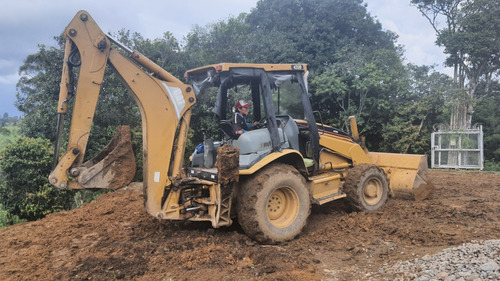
[255,116,267,129]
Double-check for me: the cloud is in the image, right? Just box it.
[365,0,452,74]
[0,73,19,85]
[0,59,21,86]
[0,0,259,116]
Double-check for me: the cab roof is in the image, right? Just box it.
[185,63,307,77]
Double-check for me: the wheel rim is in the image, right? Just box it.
[363,178,383,205]
[266,186,300,228]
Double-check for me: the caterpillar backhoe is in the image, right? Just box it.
[49,10,434,243]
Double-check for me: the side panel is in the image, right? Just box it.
[318,149,352,170]
[319,133,371,165]
[308,172,345,205]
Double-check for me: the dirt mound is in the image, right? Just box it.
[1,170,499,280]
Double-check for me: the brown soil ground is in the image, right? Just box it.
[1,170,499,281]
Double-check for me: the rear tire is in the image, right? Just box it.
[237,164,310,244]
[344,164,389,212]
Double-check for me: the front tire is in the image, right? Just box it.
[237,164,310,244]
[344,164,389,212]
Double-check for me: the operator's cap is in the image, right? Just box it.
[235,100,251,109]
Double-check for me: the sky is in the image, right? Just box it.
[0,0,450,117]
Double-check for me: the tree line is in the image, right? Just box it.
[0,113,19,127]
[1,0,499,225]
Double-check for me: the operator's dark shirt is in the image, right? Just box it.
[231,112,253,134]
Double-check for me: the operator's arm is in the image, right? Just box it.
[246,120,258,130]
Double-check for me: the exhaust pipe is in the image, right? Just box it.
[349,116,360,143]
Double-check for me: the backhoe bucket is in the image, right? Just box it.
[368,152,435,201]
[77,126,136,190]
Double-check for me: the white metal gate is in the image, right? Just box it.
[431,125,484,170]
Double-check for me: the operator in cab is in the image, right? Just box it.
[231,100,259,136]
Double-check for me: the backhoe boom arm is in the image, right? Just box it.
[49,10,196,215]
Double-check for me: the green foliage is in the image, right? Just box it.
[381,65,452,154]
[0,137,73,221]
[0,204,26,228]
[435,0,500,73]
[184,13,250,67]
[0,126,19,150]
[115,29,187,78]
[484,160,500,172]
[72,189,109,208]
[472,81,500,162]
[245,0,397,71]
[309,51,407,150]
[16,37,66,141]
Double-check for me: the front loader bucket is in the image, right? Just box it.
[77,125,136,190]
[368,152,435,201]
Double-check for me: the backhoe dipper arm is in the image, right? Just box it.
[49,10,196,215]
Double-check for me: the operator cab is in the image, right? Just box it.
[185,63,321,179]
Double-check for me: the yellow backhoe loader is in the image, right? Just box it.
[49,11,434,243]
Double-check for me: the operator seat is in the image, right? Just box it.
[219,120,239,140]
